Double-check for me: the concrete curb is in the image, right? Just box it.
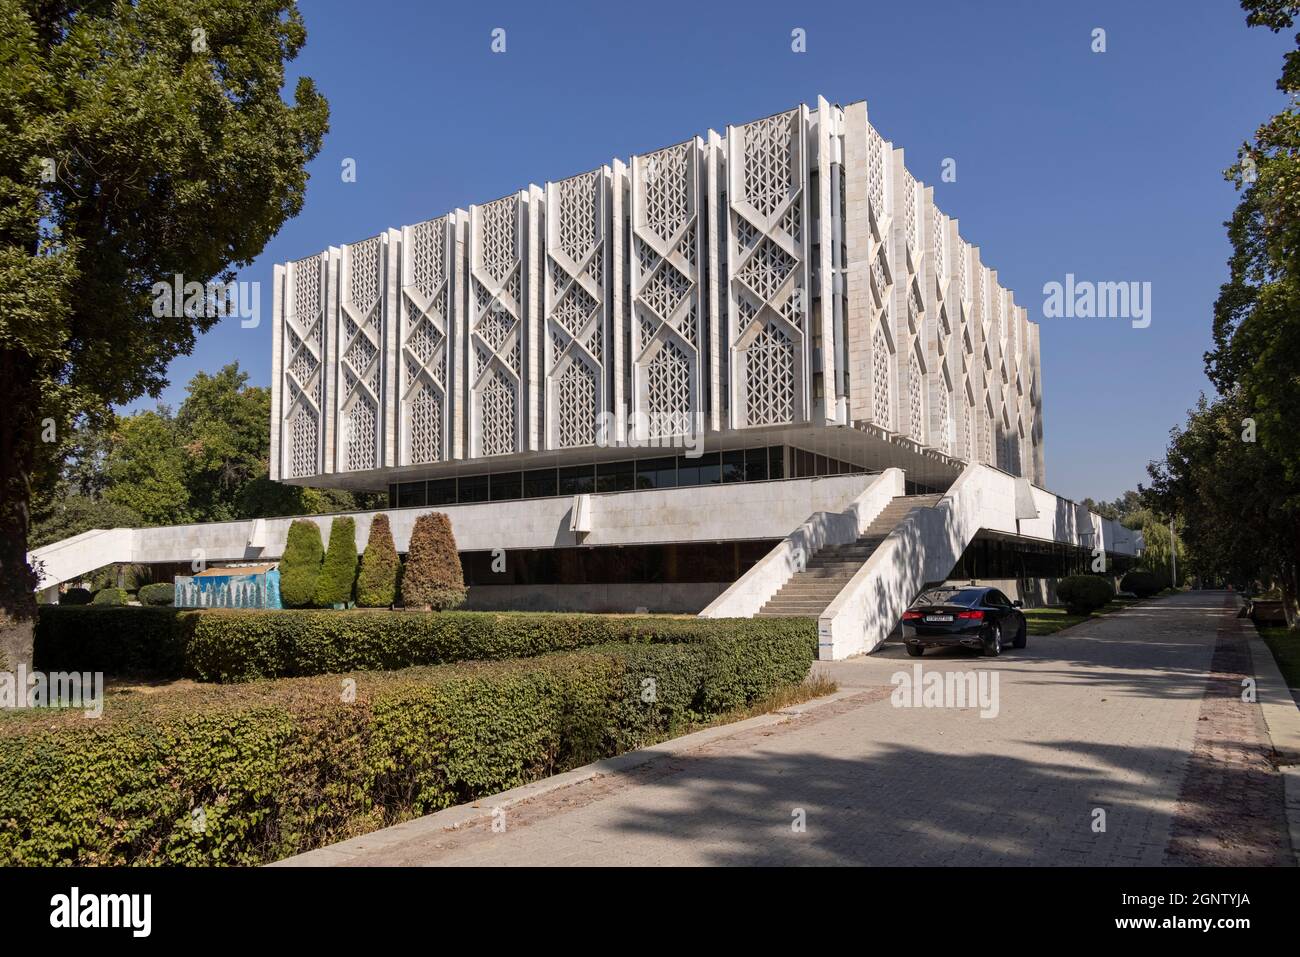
[271,687,863,867]
[1243,619,1300,867]
[1244,624,1300,763]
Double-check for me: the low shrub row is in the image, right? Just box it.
[89,587,128,606]
[0,635,815,866]
[34,606,817,684]
[279,513,464,610]
[138,582,176,606]
[1055,575,1116,615]
[1119,569,1169,599]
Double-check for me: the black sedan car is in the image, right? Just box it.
[901,585,1027,657]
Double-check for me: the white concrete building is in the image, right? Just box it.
[30,97,1141,658]
[270,97,1045,495]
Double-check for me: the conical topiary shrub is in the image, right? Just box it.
[400,512,466,611]
[314,516,358,607]
[279,519,324,608]
[356,513,400,608]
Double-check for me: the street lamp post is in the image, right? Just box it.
[1169,519,1177,588]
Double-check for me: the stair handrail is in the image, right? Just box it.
[699,469,904,619]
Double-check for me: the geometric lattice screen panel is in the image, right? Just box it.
[337,235,385,472]
[400,215,453,465]
[632,140,703,439]
[282,253,326,479]
[727,108,809,429]
[547,169,609,449]
[470,195,525,458]
[270,97,1046,487]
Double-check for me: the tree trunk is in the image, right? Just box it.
[0,349,41,670]
[1281,570,1298,629]
[1291,533,1300,630]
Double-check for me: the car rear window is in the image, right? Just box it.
[913,588,984,607]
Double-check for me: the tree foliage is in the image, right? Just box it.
[278,519,323,609]
[314,517,357,607]
[0,0,329,665]
[1144,1,1300,620]
[356,514,399,608]
[1145,394,1299,599]
[400,514,465,611]
[30,362,380,550]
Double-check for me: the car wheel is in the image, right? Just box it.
[982,624,1002,657]
[1012,620,1027,649]
[906,643,924,657]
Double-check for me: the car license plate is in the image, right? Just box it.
[926,615,953,622]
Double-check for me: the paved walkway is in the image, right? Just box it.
[289,591,1296,866]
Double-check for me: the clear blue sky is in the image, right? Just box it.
[131,0,1293,502]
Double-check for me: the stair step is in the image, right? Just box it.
[752,493,946,621]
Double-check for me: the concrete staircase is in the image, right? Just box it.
[756,493,943,618]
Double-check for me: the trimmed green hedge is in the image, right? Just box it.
[91,587,128,606]
[183,610,812,683]
[0,635,814,866]
[356,514,400,607]
[1056,575,1116,616]
[34,606,817,685]
[314,516,358,607]
[138,582,175,606]
[280,519,323,608]
[61,587,92,605]
[1120,569,1167,599]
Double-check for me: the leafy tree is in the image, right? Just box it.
[314,516,357,607]
[103,409,190,525]
[58,418,116,500]
[177,364,274,522]
[0,1,329,667]
[29,495,141,549]
[279,519,323,608]
[31,361,385,531]
[1080,497,1121,523]
[356,513,400,608]
[1081,490,1144,526]
[1145,394,1300,615]
[1143,2,1300,620]
[400,513,465,611]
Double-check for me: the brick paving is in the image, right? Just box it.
[1164,594,1292,865]
[328,591,1296,866]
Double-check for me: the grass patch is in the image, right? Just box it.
[693,674,837,728]
[1257,625,1300,691]
[1023,596,1141,636]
